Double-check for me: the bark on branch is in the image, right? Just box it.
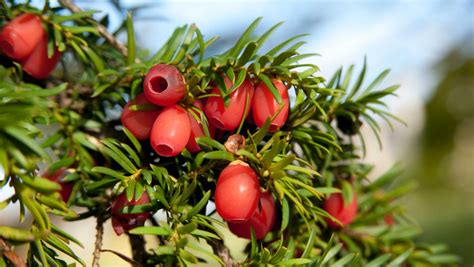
[207,239,235,267]
[128,234,146,264]
[91,215,105,267]
[0,238,26,267]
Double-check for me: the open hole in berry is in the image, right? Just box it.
[209,117,225,130]
[0,41,13,55]
[149,76,168,93]
[155,144,174,156]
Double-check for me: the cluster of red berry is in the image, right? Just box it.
[120,63,360,237]
[121,64,290,157]
[41,63,360,237]
[0,13,61,79]
[119,64,291,238]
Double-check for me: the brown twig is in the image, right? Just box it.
[0,238,26,267]
[207,239,235,267]
[91,214,105,267]
[101,249,142,267]
[128,234,146,264]
[58,0,129,58]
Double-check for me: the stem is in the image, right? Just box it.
[0,238,26,267]
[101,249,141,267]
[58,0,129,58]
[91,215,104,267]
[207,239,235,267]
[128,234,146,264]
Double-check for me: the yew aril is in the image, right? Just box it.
[227,191,276,240]
[323,192,358,228]
[43,168,74,202]
[150,105,191,157]
[144,64,186,106]
[21,35,61,79]
[215,162,260,222]
[252,79,289,132]
[204,78,253,131]
[0,13,44,60]
[384,214,395,226]
[186,99,214,153]
[111,192,150,235]
[121,93,161,140]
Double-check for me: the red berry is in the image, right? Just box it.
[204,77,253,131]
[150,105,191,157]
[0,13,44,60]
[323,192,358,228]
[384,214,395,226]
[252,79,289,132]
[111,192,150,235]
[21,35,61,79]
[186,99,215,153]
[215,162,260,222]
[43,168,74,202]
[143,64,186,106]
[228,191,276,240]
[121,93,161,140]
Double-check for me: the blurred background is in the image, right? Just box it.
[1,0,473,266]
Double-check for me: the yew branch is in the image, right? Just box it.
[91,215,104,267]
[0,238,26,267]
[207,239,235,267]
[58,0,129,58]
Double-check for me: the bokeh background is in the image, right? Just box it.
[1,0,473,266]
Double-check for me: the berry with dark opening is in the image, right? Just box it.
[121,93,161,140]
[21,35,61,79]
[215,161,260,222]
[111,192,151,235]
[0,13,44,60]
[186,99,214,153]
[43,168,74,202]
[227,191,276,240]
[150,105,191,157]
[143,64,186,106]
[252,79,290,132]
[323,192,358,228]
[204,77,253,131]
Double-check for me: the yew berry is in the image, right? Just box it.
[227,191,276,240]
[111,192,150,235]
[186,99,215,153]
[150,105,191,157]
[204,78,253,131]
[21,35,61,79]
[144,64,186,106]
[252,79,289,132]
[0,13,44,60]
[43,168,74,202]
[215,162,260,222]
[323,192,358,228]
[121,93,161,140]
[384,214,395,226]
